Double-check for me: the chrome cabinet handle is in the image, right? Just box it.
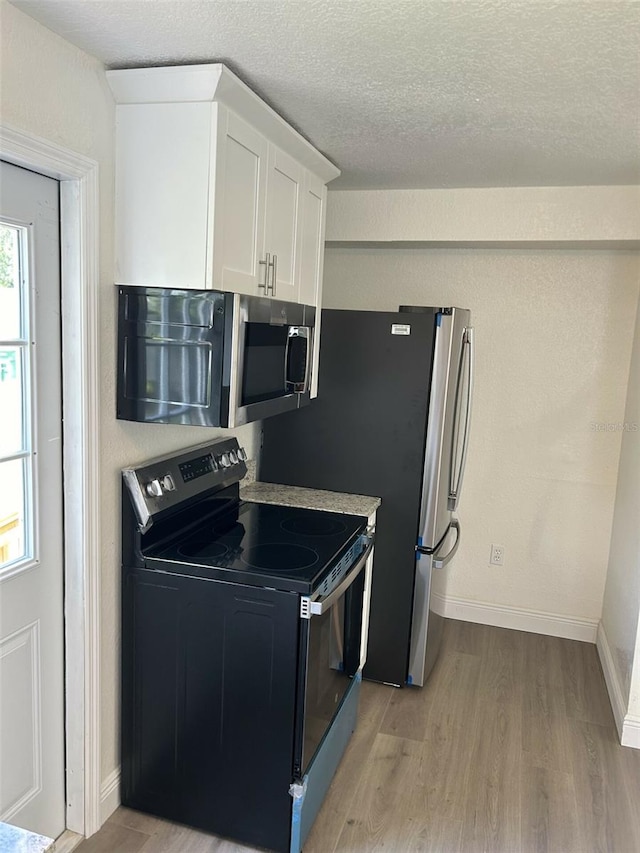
[268,253,277,295]
[449,326,474,510]
[258,252,271,291]
[433,520,460,569]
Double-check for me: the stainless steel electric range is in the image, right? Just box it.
[121,436,375,853]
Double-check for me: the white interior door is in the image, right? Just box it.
[0,160,65,839]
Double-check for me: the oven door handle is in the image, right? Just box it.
[302,533,375,619]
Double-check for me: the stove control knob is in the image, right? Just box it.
[219,453,231,468]
[145,478,163,498]
[238,447,248,462]
[161,474,176,492]
[229,450,238,465]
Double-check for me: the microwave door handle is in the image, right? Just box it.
[305,535,375,617]
[433,519,461,569]
[285,326,311,394]
[284,327,292,389]
[449,327,474,511]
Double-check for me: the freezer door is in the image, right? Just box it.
[408,520,460,686]
[417,308,472,549]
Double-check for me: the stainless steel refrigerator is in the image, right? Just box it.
[259,306,474,687]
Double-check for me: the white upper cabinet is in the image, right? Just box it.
[263,147,303,302]
[113,101,213,289]
[215,108,269,295]
[107,64,339,303]
[298,171,327,308]
[297,172,327,398]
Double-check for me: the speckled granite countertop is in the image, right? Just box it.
[240,480,380,518]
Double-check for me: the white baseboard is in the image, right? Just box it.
[622,715,640,749]
[432,592,598,642]
[596,621,627,738]
[596,622,628,737]
[99,768,120,824]
[595,623,639,750]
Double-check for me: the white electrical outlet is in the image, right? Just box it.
[490,544,505,566]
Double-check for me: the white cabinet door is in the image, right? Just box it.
[298,172,326,307]
[297,172,327,397]
[264,147,303,303]
[216,109,268,296]
[115,102,212,288]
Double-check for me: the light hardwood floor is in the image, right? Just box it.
[75,619,640,852]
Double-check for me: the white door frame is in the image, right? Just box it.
[0,123,101,837]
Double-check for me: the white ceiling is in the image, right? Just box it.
[8,0,640,190]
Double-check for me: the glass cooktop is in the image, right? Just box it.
[145,500,367,594]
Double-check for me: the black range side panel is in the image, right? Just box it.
[121,569,299,853]
[260,309,436,686]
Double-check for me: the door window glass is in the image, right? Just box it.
[0,223,33,571]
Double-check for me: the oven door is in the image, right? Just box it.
[229,294,315,427]
[295,534,374,777]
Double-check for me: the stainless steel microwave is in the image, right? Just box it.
[116,286,315,428]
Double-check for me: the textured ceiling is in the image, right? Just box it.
[7,0,640,189]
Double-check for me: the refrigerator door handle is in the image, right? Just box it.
[449,326,474,511]
[433,519,460,569]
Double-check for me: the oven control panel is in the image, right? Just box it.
[179,454,215,482]
[177,447,247,483]
[123,437,248,532]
